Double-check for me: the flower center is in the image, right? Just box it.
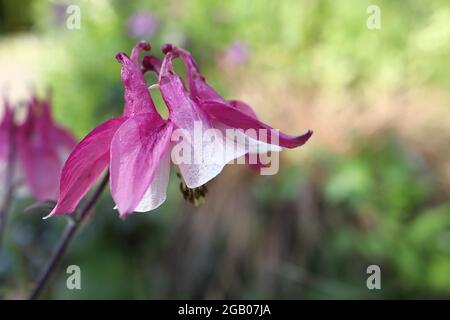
[176,172,208,206]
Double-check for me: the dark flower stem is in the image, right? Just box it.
[28,171,110,300]
[0,126,16,248]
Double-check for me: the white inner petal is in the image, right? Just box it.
[134,148,171,213]
[177,121,282,188]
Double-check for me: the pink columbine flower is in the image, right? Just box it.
[0,95,77,202]
[48,41,312,219]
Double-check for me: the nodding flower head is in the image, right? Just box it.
[48,40,312,219]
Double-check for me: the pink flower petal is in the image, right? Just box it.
[163,46,312,149]
[116,41,157,117]
[163,45,222,102]
[110,113,173,217]
[227,100,258,118]
[17,135,61,201]
[134,147,171,212]
[49,125,78,162]
[47,117,127,217]
[201,100,313,148]
[228,100,278,171]
[160,53,256,187]
[130,40,151,64]
[159,52,212,129]
[17,110,60,201]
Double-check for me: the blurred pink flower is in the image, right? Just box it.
[0,95,77,202]
[127,12,159,38]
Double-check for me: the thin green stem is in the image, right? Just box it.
[28,171,109,300]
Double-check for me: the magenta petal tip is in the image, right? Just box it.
[115,52,127,63]
[162,43,173,55]
[293,129,313,147]
[138,40,151,51]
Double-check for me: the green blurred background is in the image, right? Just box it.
[1,0,450,299]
